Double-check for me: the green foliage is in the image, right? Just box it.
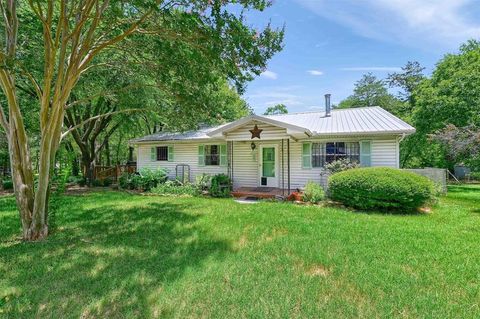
[1,186,479,317]
[338,73,404,115]
[470,172,480,181]
[2,179,13,190]
[195,173,211,192]
[119,168,168,191]
[404,40,480,168]
[329,167,435,211]
[151,180,201,197]
[302,181,325,203]
[209,174,232,198]
[264,104,288,115]
[325,159,360,174]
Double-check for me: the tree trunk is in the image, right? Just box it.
[105,139,111,167]
[7,119,44,240]
[82,157,95,186]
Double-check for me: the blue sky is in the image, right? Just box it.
[243,0,480,114]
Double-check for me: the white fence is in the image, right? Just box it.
[404,168,448,193]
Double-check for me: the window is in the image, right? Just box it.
[205,145,219,165]
[156,146,168,161]
[312,142,360,167]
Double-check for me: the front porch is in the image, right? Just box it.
[231,186,286,199]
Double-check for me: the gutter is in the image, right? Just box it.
[397,133,407,143]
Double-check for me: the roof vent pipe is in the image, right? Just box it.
[325,94,331,117]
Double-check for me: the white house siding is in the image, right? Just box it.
[230,140,290,189]
[231,141,258,188]
[136,141,227,181]
[226,121,288,140]
[371,139,399,168]
[287,137,400,189]
[136,135,399,189]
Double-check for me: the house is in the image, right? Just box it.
[130,95,415,196]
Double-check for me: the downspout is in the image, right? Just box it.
[397,133,406,169]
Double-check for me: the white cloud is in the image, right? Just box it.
[296,0,480,50]
[260,70,278,80]
[246,86,305,111]
[340,67,401,72]
[307,70,324,76]
[265,99,303,107]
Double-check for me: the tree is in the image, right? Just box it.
[432,124,480,164]
[264,104,287,115]
[386,61,425,118]
[0,1,283,241]
[387,61,425,103]
[338,73,403,115]
[402,40,480,168]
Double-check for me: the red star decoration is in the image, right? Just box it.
[249,124,263,139]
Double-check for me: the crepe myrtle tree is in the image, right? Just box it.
[0,0,283,241]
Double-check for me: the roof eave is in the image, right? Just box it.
[311,129,416,137]
[207,114,311,137]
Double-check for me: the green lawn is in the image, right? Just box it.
[1,186,479,318]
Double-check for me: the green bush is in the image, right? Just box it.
[118,168,168,191]
[195,173,211,192]
[92,179,103,187]
[302,181,325,203]
[151,180,200,196]
[325,158,360,174]
[118,172,131,189]
[328,167,435,211]
[2,179,13,190]
[209,174,232,198]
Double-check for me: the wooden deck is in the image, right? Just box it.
[232,187,286,199]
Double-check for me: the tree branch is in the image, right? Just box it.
[60,108,144,140]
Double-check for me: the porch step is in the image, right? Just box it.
[232,187,286,199]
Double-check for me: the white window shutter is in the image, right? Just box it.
[150,147,156,161]
[302,143,312,169]
[360,141,372,167]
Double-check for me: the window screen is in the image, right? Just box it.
[312,142,360,167]
[205,145,219,165]
[156,146,168,161]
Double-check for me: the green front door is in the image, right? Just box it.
[262,147,275,178]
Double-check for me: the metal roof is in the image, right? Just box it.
[264,106,415,135]
[131,106,415,143]
[130,124,228,143]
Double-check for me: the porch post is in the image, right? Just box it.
[282,139,285,196]
[227,141,233,182]
[287,139,291,194]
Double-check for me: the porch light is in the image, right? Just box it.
[251,142,256,150]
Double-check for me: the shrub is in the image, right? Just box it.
[325,158,360,174]
[151,180,200,196]
[118,172,131,189]
[118,168,168,191]
[91,179,101,187]
[328,167,435,211]
[195,173,211,192]
[2,179,13,190]
[102,177,114,187]
[302,181,325,203]
[209,173,232,198]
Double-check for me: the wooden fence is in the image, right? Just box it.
[94,164,136,182]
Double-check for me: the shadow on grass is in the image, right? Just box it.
[447,185,480,193]
[1,194,232,317]
[324,201,426,217]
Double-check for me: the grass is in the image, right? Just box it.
[1,185,479,318]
